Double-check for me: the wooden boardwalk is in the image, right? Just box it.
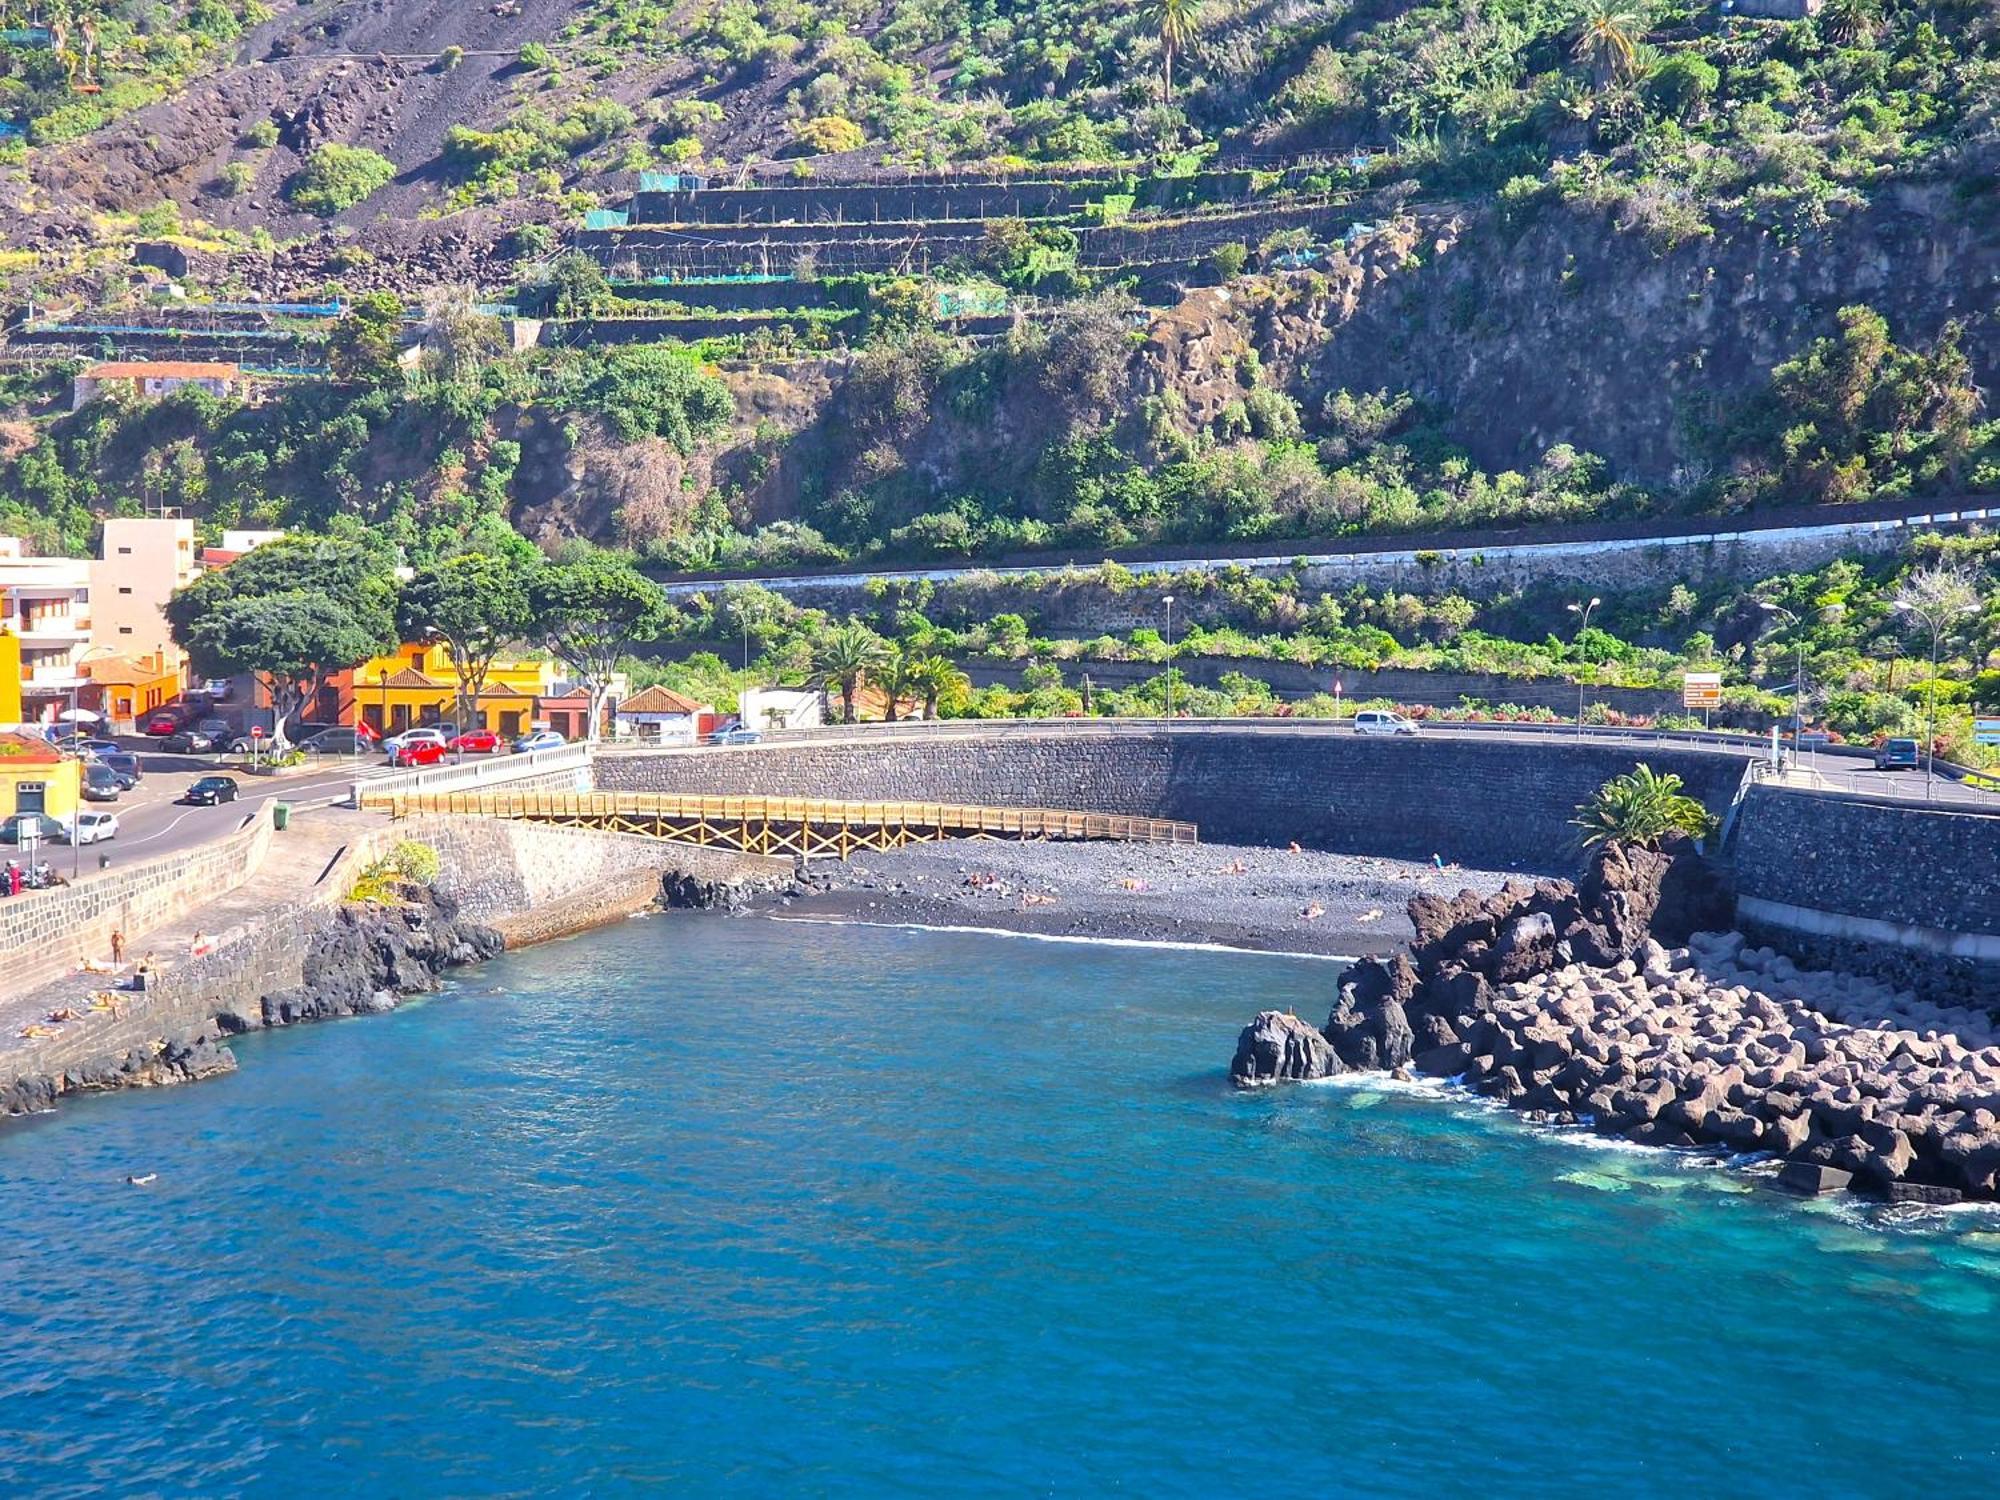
[366,790,1198,858]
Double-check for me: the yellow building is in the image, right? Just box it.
[84,651,182,729]
[344,642,560,738]
[0,732,81,824]
[0,623,20,724]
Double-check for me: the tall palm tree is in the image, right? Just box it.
[1142,0,1203,103]
[904,654,969,721]
[815,622,889,725]
[1819,0,1881,46]
[1571,2,1645,88]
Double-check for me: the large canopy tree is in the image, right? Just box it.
[396,550,541,736]
[165,535,398,747]
[530,551,671,742]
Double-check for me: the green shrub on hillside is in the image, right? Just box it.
[287,145,398,216]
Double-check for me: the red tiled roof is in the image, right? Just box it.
[618,685,708,716]
[83,361,242,380]
[83,655,175,686]
[0,731,61,764]
[380,667,446,689]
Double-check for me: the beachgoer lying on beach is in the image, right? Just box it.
[1119,877,1149,892]
[1356,908,1384,923]
[1300,902,1325,921]
[1217,858,1248,875]
[1288,841,1302,855]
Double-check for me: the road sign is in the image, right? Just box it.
[250,726,265,738]
[1682,672,1723,710]
[1976,717,2000,746]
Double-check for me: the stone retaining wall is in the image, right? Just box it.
[592,732,1750,873]
[0,807,275,999]
[1732,787,2000,1001]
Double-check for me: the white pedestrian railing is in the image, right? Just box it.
[352,742,593,807]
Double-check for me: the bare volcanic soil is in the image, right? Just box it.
[779,841,1513,957]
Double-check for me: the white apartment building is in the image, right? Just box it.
[0,538,93,719]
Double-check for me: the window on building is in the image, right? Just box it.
[118,626,133,635]
[117,546,131,555]
[118,586,132,595]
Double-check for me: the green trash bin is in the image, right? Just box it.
[272,802,291,831]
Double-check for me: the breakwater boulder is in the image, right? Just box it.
[1229,842,2000,1202]
[1232,1011,1345,1085]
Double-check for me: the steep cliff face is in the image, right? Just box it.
[1288,187,2000,481]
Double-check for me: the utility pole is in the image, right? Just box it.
[1162,594,1176,725]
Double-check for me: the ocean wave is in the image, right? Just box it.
[768,914,1355,962]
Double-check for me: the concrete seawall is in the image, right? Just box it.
[592,731,1752,873]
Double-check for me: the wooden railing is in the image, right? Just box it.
[372,790,1197,857]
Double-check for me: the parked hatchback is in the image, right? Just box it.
[81,763,123,802]
[1353,710,1419,736]
[389,740,449,768]
[511,730,566,754]
[162,729,219,755]
[1874,737,1921,771]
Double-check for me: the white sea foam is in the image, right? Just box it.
[768,914,1354,962]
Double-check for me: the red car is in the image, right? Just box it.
[145,711,185,736]
[389,740,449,768]
[450,729,500,754]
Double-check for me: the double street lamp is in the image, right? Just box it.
[1162,594,1177,724]
[1566,596,1600,734]
[1759,601,1807,769]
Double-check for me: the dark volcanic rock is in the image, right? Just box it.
[1232,1011,1344,1086]
[1777,1161,1856,1196]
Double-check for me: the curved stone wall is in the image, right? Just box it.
[594,731,1752,873]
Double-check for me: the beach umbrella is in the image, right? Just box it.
[58,707,102,724]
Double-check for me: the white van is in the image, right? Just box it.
[1353,710,1419,736]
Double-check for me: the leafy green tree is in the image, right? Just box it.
[165,536,399,747]
[1572,763,1717,849]
[530,551,671,741]
[565,344,735,446]
[543,251,612,319]
[815,621,890,723]
[397,551,541,734]
[329,291,406,385]
[287,144,398,215]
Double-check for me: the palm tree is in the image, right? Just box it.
[1819,0,1881,46]
[880,644,911,723]
[815,622,889,725]
[1571,2,1645,88]
[904,654,968,720]
[1142,0,1203,103]
[1572,764,1717,849]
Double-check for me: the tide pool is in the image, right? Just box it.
[2,914,1997,1497]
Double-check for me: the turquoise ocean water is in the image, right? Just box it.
[3,914,1999,1497]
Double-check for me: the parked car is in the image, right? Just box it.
[162,729,219,755]
[144,708,190,736]
[389,740,449,768]
[1353,710,1419,736]
[450,728,500,754]
[179,775,240,806]
[201,678,233,700]
[54,735,120,757]
[0,814,55,845]
[97,752,144,790]
[299,727,377,756]
[709,724,762,746]
[81,763,123,802]
[382,726,450,756]
[1874,737,1921,771]
[193,717,235,740]
[511,730,566,754]
[60,811,120,846]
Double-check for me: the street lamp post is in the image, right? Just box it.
[1162,594,1176,724]
[1760,602,1806,771]
[1566,596,1600,734]
[64,644,119,881]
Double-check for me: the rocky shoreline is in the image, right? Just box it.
[1232,843,2000,1205]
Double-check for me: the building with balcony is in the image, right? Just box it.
[89,516,195,682]
[0,542,92,723]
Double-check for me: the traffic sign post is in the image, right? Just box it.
[1683,671,1722,731]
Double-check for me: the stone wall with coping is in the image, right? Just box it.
[591,732,1751,873]
[0,806,276,1000]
